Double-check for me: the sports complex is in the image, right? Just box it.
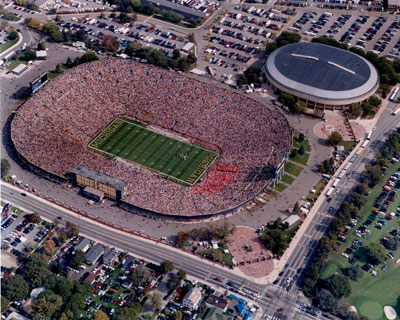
[11,59,292,218]
[263,42,380,109]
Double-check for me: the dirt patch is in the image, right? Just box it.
[1,252,18,268]
[228,226,273,278]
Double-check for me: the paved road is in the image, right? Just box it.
[260,102,400,319]
[2,181,335,320]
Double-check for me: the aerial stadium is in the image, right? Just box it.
[263,42,380,109]
[11,59,292,218]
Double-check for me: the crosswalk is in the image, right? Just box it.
[267,284,298,298]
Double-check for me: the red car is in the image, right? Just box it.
[277,308,283,312]
[214,277,223,282]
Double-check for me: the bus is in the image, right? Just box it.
[326,187,334,197]
[356,148,365,156]
[390,87,399,102]
[366,131,372,140]
[362,140,369,148]
[332,179,340,188]
[392,107,400,115]
[338,170,346,179]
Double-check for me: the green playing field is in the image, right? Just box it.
[88,118,219,185]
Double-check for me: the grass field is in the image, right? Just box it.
[274,182,287,192]
[0,35,19,54]
[281,174,295,185]
[285,161,303,177]
[319,162,400,319]
[88,118,219,185]
[290,152,310,165]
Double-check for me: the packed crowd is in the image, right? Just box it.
[11,59,292,216]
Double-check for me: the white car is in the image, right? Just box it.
[341,253,349,258]
[395,259,400,264]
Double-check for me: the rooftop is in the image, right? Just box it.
[265,42,379,102]
[72,165,127,191]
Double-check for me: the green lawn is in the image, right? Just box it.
[293,130,311,152]
[197,248,233,267]
[307,179,328,202]
[339,141,357,154]
[88,117,219,185]
[274,182,287,192]
[281,174,295,185]
[320,162,400,319]
[290,152,310,165]
[0,35,19,54]
[285,161,303,177]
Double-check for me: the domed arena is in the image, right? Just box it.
[263,42,379,108]
[11,59,292,218]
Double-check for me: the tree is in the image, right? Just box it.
[53,277,73,301]
[314,288,337,312]
[278,93,296,111]
[114,307,138,320]
[1,296,10,313]
[24,252,51,287]
[344,264,362,280]
[325,274,351,298]
[1,275,29,301]
[43,239,56,256]
[65,292,85,318]
[70,250,85,269]
[167,274,181,291]
[328,131,343,146]
[150,293,162,311]
[177,231,189,247]
[1,159,11,178]
[79,52,99,64]
[94,310,110,320]
[382,236,398,251]
[293,101,307,114]
[27,213,42,223]
[349,103,362,118]
[160,260,174,274]
[27,18,42,30]
[173,310,182,320]
[366,243,386,265]
[172,49,181,59]
[298,145,305,155]
[331,298,351,318]
[298,133,305,142]
[260,229,288,257]
[30,292,63,320]
[8,31,18,40]
[21,49,36,61]
[177,268,186,280]
[129,265,150,287]
[65,221,79,238]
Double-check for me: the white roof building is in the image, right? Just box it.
[182,287,202,310]
[283,215,301,229]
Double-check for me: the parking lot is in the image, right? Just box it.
[197,6,294,81]
[1,204,49,259]
[58,15,189,57]
[284,8,400,57]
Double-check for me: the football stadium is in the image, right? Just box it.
[263,42,380,109]
[11,59,292,218]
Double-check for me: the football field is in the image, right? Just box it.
[88,118,219,185]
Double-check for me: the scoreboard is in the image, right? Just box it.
[30,72,48,93]
[274,152,288,180]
